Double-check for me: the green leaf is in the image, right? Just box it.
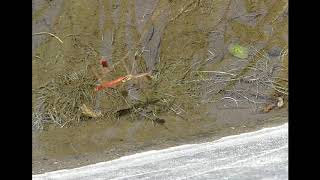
[228,43,249,59]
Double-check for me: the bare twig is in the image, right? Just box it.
[196,70,236,77]
[221,97,239,108]
[271,2,288,24]
[170,0,198,22]
[33,32,64,44]
[250,46,270,60]
[236,91,265,104]
[208,50,216,58]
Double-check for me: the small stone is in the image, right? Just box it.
[268,46,282,57]
[277,97,284,108]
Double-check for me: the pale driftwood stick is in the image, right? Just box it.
[33,32,64,44]
[197,71,236,77]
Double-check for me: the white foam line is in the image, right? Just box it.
[33,123,287,179]
[180,144,288,180]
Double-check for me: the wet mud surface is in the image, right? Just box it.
[32,0,288,174]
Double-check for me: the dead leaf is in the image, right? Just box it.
[80,104,102,118]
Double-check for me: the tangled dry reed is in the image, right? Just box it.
[32,69,98,130]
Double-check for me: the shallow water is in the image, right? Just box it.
[33,122,288,179]
[32,0,288,174]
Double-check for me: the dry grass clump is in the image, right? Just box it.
[32,69,98,130]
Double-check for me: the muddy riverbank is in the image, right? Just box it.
[32,0,288,174]
[33,113,287,174]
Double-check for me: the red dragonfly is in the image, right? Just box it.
[94,76,128,91]
[94,72,151,92]
[93,54,152,92]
